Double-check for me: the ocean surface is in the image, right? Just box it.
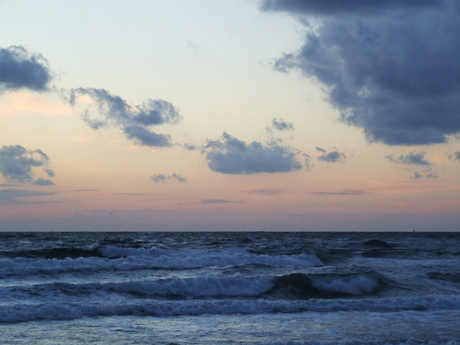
[1,231,459,345]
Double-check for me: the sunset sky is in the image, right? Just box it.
[1,0,460,231]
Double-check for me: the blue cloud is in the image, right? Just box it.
[199,199,243,204]
[260,0,445,15]
[272,118,294,131]
[311,190,370,196]
[0,46,52,93]
[263,1,460,145]
[32,178,55,186]
[449,151,460,163]
[386,152,437,179]
[316,147,346,163]
[152,173,187,183]
[68,88,180,147]
[203,132,303,174]
[385,152,431,166]
[0,145,55,185]
[0,189,55,204]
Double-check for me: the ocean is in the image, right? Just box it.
[0,231,459,344]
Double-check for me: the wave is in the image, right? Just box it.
[2,294,460,323]
[0,248,324,278]
[0,272,385,302]
[0,247,103,260]
[270,272,382,299]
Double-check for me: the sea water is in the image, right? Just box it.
[1,232,459,344]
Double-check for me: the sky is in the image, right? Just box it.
[1,0,460,232]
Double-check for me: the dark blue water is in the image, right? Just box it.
[1,232,459,344]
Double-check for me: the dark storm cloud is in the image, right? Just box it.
[0,46,52,93]
[0,189,55,205]
[203,132,303,174]
[68,88,180,147]
[271,118,294,131]
[260,0,445,15]
[316,147,346,163]
[151,173,187,183]
[262,1,460,145]
[0,145,55,184]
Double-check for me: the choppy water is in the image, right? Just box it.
[1,231,459,344]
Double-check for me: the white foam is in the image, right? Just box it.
[312,275,379,295]
[0,248,324,278]
[2,294,460,323]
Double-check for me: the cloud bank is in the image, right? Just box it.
[203,132,303,174]
[69,88,180,147]
[0,145,55,185]
[0,46,52,93]
[262,0,460,145]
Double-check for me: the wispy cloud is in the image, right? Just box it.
[271,118,294,131]
[152,173,187,183]
[386,152,437,179]
[68,88,180,148]
[310,189,371,196]
[0,189,56,204]
[236,188,287,197]
[199,199,243,204]
[316,147,347,163]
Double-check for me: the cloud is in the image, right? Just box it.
[0,145,55,185]
[111,193,150,196]
[199,199,243,204]
[311,189,370,196]
[385,152,431,166]
[203,132,303,174]
[43,168,55,177]
[0,189,55,204]
[303,153,312,170]
[260,0,445,15]
[262,1,460,145]
[151,173,187,183]
[386,152,437,179]
[68,88,180,147]
[0,46,52,93]
[449,151,460,162]
[316,147,346,163]
[236,188,287,197]
[411,172,422,180]
[184,143,197,150]
[32,178,55,186]
[271,118,294,131]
